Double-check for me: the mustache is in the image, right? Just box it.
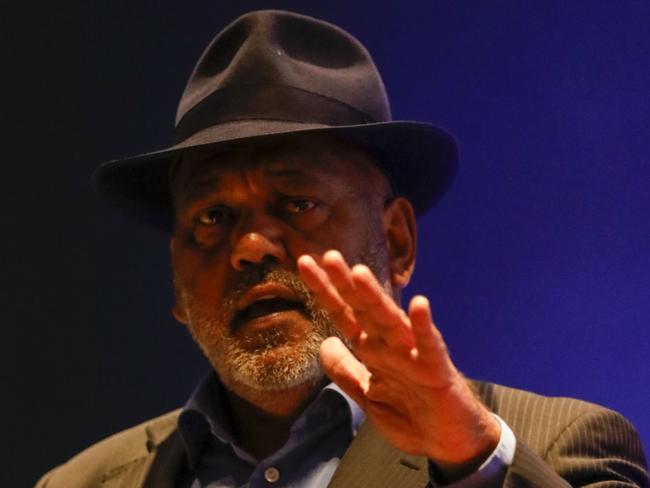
[225,265,314,326]
[234,264,311,300]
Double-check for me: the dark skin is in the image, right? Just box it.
[171,139,392,457]
[170,138,499,475]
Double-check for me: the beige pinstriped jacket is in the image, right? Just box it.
[35,382,649,487]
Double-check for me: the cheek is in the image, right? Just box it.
[284,232,325,262]
[172,242,232,307]
[306,205,382,258]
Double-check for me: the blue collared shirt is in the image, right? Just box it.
[176,373,515,487]
[176,373,364,487]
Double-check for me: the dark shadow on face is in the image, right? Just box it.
[168,134,405,397]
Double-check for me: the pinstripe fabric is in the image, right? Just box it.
[34,410,184,488]
[328,382,648,487]
[35,382,649,488]
[326,420,429,488]
[476,382,649,487]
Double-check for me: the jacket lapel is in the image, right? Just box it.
[98,410,430,488]
[100,456,156,488]
[101,412,185,488]
[328,421,429,488]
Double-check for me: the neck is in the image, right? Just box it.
[225,377,326,459]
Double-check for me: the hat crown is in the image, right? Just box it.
[175,10,391,136]
[93,10,457,232]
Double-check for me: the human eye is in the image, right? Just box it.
[195,205,234,226]
[282,198,318,214]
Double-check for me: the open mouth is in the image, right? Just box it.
[232,282,309,331]
[237,297,306,322]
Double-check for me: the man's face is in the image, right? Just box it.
[170,139,393,397]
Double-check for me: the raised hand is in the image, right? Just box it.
[297,250,500,474]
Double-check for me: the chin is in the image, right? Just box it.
[185,296,336,394]
[210,338,325,392]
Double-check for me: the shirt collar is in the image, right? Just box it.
[322,383,364,435]
[177,372,365,470]
[178,372,235,469]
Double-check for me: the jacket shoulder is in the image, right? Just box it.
[35,409,181,488]
[474,381,648,486]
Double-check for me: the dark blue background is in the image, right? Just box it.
[3,1,648,485]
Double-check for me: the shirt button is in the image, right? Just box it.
[264,466,280,483]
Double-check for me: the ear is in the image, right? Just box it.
[383,197,416,289]
[170,237,189,325]
[172,300,189,325]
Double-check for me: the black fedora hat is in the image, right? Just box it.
[93,10,458,232]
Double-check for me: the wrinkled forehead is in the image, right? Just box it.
[171,136,392,199]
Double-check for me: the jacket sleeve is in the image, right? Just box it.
[504,408,649,487]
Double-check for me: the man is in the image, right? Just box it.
[36,10,648,488]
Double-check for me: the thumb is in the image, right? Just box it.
[321,336,369,408]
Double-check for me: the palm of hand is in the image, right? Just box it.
[298,250,500,466]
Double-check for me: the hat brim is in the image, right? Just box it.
[93,120,458,232]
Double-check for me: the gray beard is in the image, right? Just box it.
[176,238,391,394]
[178,269,340,392]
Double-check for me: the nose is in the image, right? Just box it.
[230,216,287,271]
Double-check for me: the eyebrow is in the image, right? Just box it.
[265,168,327,186]
[179,166,330,203]
[182,178,220,202]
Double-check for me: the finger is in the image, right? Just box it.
[321,250,357,299]
[297,255,360,339]
[408,295,436,355]
[321,251,390,323]
[320,336,369,408]
[321,251,411,345]
[408,296,455,374]
[319,252,411,347]
[350,264,414,348]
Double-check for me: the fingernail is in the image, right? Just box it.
[351,264,369,276]
[324,249,341,262]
